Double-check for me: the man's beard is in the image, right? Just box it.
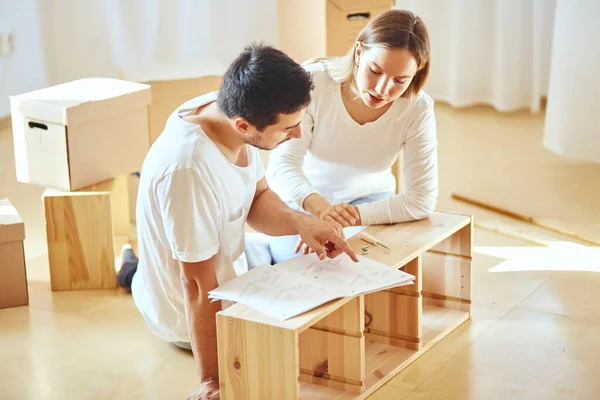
[246,136,291,151]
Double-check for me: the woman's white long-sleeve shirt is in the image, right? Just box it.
[266,62,439,226]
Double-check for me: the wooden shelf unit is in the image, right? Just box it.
[217,211,473,399]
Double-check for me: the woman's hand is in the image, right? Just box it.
[318,203,361,227]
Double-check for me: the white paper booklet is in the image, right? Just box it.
[208,253,415,321]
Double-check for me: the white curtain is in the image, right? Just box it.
[542,0,600,164]
[394,0,557,113]
[36,0,278,85]
[103,0,278,70]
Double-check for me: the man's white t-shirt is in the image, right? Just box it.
[131,92,264,343]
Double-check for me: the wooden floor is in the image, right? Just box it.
[1,103,599,400]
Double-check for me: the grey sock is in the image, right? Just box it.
[120,244,138,266]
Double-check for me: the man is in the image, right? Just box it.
[126,43,358,399]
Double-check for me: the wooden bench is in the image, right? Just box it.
[217,210,473,399]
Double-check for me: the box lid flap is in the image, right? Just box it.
[0,199,25,243]
[120,59,227,83]
[11,78,151,125]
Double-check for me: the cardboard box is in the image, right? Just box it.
[278,0,393,63]
[10,78,151,191]
[0,199,28,309]
[119,60,225,146]
[326,0,392,57]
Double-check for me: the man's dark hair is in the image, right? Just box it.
[217,43,313,131]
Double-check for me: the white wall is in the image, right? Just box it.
[0,0,48,117]
[1,0,279,119]
[102,0,279,71]
[38,0,120,86]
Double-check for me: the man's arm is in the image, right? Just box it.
[179,257,221,385]
[247,177,303,236]
[247,177,358,262]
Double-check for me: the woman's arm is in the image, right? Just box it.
[302,193,332,218]
[268,142,355,223]
[266,109,320,209]
[356,106,439,225]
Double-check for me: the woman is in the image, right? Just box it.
[259,9,438,264]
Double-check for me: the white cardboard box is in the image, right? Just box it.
[10,78,151,191]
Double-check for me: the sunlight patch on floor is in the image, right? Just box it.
[474,242,600,273]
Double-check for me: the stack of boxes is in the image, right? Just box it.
[9,77,151,291]
[6,64,224,297]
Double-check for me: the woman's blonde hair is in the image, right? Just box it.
[304,9,430,98]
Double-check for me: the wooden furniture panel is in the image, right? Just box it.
[312,297,364,336]
[79,176,130,239]
[299,329,365,394]
[43,192,116,291]
[365,290,422,350]
[422,251,472,312]
[299,297,365,393]
[217,315,300,400]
